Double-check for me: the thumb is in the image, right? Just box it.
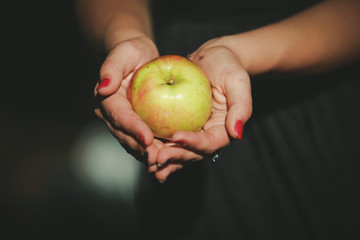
[96,48,138,96]
[96,38,159,97]
[225,71,253,140]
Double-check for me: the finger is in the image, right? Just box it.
[188,38,218,61]
[95,107,164,171]
[97,37,159,96]
[218,62,252,139]
[100,93,154,147]
[154,163,184,183]
[224,73,252,139]
[156,143,205,166]
[171,124,229,155]
[147,163,158,173]
[145,144,159,172]
[192,46,253,139]
[97,45,140,96]
[146,142,160,166]
[95,107,146,153]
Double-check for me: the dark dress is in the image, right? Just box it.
[136,1,360,239]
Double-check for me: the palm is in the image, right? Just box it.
[203,86,228,133]
[95,37,161,165]
[153,46,252,182]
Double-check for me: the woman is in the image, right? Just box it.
[77,0,360,238]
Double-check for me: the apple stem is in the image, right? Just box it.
[167,79,174,85]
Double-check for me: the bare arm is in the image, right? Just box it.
[204,0,360,75]
[77,0,153,50]
[156,0,360,181]
[76,0,160,168]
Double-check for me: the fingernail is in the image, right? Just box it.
[159,180,166,183]
[157,160,169,168]
[235,120,244,140]
[139,135,146,145]
[97,78,110,90]
[147,162,154,166]
[147,167,154,173]
[173,139,185,145]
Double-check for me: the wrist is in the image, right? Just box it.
[224,32,284,76]
[104,14,153,51]
[105,29,150,52]
[220,35,252,73]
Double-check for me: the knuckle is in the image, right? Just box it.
[109,109,123,127]
[226,65,249,82]
[93,85,98,97]
[119,40,143,59]
[195,45,234,67]
[238,100,253,121]
[113,131,123,143]
[202,45,231,57]
[244,102,253,120]
[99,60,116,78]
[94,108,103,119]
[114,131,132,148]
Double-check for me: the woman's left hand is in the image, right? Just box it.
[152,37,253,182]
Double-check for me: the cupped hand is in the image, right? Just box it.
[94,36,161,165]
[153,38,253,182]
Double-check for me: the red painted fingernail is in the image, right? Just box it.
[139,135,146,145]
[173,139,185,145]
[97,78,110,90]
[235,120,244,140]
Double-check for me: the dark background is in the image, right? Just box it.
[1,1,140,238]
[2,0,360,239]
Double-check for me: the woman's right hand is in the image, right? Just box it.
[94,36,160,165]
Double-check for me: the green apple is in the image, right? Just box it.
[127,55,212,140]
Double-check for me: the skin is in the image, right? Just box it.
[77,0,360,182]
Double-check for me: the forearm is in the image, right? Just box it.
[227,0,360,75]
[77,0,152,50]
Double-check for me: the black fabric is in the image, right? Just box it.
[136,1,360,239]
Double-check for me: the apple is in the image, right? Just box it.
[127,55,212,140]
